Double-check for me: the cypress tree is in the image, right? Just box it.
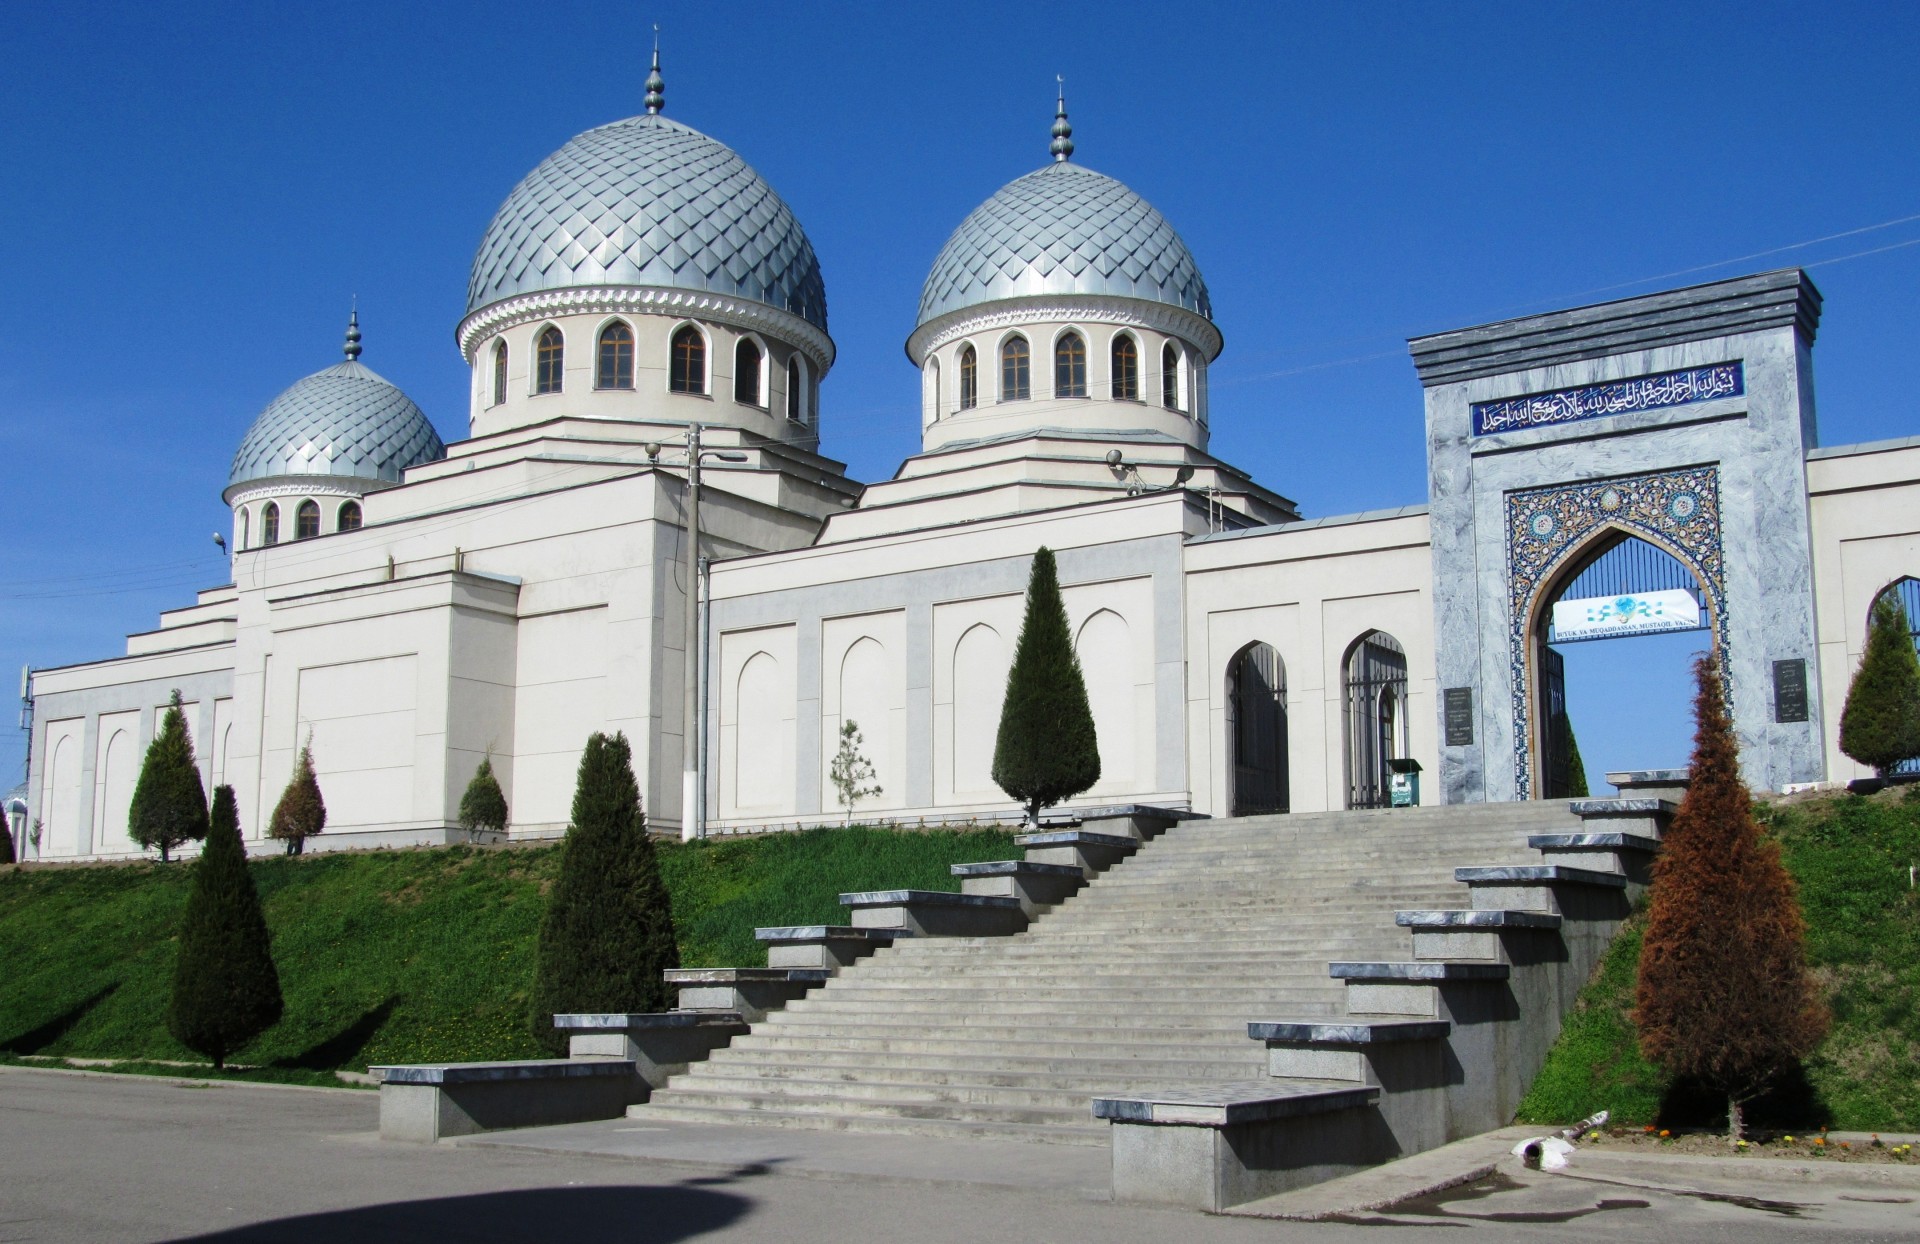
[0,817,14,865]
[1566,722,1590,798]
[458,756,510,835]
[528,732,679,1054]
[992,547,1100,827]
[1634,654,1828,1144]
[1839,592,1920,777]
[167,784,283,1069]
[267,740,326,856]
[129,690,209,862]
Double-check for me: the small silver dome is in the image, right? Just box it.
[917,162,1210,327]
[466,114,827,331]
[227,357,445,494]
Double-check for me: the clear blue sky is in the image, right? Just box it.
[3,1,1916,795]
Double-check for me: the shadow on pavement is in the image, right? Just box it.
[163,1178,755,1242]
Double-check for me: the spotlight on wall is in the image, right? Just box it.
[212,532,228,553]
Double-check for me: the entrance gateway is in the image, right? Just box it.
[1412,270,1827,801]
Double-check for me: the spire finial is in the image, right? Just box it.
[645,26,665,114]
[343,303,362,361]
[1050,76,1073,162]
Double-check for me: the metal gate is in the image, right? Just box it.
[1344,631,1407,809]
[1227,643,1288,815]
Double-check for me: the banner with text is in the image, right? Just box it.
[1551,589,1702,642]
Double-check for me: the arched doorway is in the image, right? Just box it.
[1529,530,1712,798]
[1343,631,1407,809]
[1226,642,1287,815]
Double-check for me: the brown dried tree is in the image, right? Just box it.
[1634,653,1828,1143]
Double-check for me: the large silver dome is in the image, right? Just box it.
[916,161,1210,327]
[227,334,445,495]
[466,114,827,331]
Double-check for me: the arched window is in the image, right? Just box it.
[262,502,280,547]
[1161,342,1181,410]
[735,338,763,405]
[338,500,362,532]
[1342,631,1408,809]
[1112,335,1139,401]
[1000,335,1030,401]
[491,340,508,406]
[958,345,978,410]
[239,509,250,550]
[595,321,634,389]
[670,325,706,394]
[1054,331,1087,398]
[535,326,564,394]
[1227,642,1288,815]
[786,358,803,421]
[295,500,320,540]
[925,356,941,423]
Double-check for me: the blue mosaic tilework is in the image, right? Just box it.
[1472,363,1743,436]
[1503,466,1726,795]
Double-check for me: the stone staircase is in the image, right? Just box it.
[628,801,1592,1144]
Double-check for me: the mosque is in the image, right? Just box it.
[15,60,1920,860]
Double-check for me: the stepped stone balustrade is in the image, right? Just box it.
[1527,831,1661,885]
[557,1011,750,1085]
[1568,796,1677,844]
[1604,767,1690,804]
[372,1058,643,1142]
[951,859,1086,915]
[756,925,908,971]
[1013,828,1139,875]
[666,968,828,1020]
[1071,803,1196,842]
[838,888,1028,936]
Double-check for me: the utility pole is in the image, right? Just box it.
[648,426,746,843]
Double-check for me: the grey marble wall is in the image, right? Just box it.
[1416,273,1826,801]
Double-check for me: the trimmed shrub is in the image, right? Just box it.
[166,784,283,1068]
[267,741,326,856]
[528,732,679,1054]
[0,818,14,865]
[458,756,510,835]
[1635,654,1829,1142]
[992,547,1100,826]
[1839,592,1920,777]
[129,690,208,862]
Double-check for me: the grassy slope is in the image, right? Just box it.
[0,826,1013,1081]
[1518,790,1920,1130]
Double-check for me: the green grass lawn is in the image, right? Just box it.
[0,825,1014,1085]
[1518,789,1920,1131]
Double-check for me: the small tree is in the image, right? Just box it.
[528,732,679,1054]
[129,690,209,862]
[992,547,1100,827]
[1839,592,1920,777]
[267,737,326,856]
[0,817,14,865]
[829,719,882,826]
[1634,653,1829,1144]
[167,784,283,1069]
[458,756,510,835]
[1566,721,1590,798]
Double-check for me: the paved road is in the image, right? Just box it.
[1,1068,1912,1242]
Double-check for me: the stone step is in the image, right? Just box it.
[625,1100,1111,1146]
[726,1030,1303,1057]
[662,1071,1217,1112]
[690,1048,1263,1079]
[641,1085,1106,1129]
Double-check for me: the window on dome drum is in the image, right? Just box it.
[596,322,634,390]
[295,500,320,540]
[735,339,763,405]
[1112,335,1139,401]
[1001,336,1030,401]
[670,326,706,395]
[535,327,564,394]
[262,503,280,547]
[239,509,250,550]
[1162,343,1181,410]
[958,345,978,410]
[491,340,508,406]
[786,358,803,420]
[338,501,362,532]
[1054,332,1087,398]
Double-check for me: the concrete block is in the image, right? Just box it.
[952,859,1085,915]
[373,1059,641,1142]
[754,925,906,971]
[839,889,1028,937]
[555,1011,749,1085]
[664,968,827,1021]
[1014,829,1139,875]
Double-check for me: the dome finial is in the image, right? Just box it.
[343,302,362,361]
[645,26,665,114]
[1050,76,1073,162]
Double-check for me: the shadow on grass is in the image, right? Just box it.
[169,1172,758,1241]
[1657,1062,1833,1131]
[0,983,120,1055]
[273,996,402,1072]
